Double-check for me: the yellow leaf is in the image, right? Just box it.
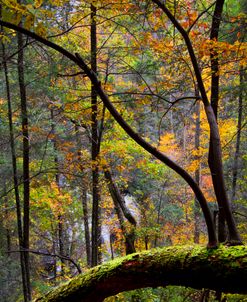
[24,14,35,30]
[35,22,47,37]
[34,0,43,8]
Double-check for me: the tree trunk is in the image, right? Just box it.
[57,215,65,274]
[208,0,227,243]
[104,169,137,226]
[104,168,136,254]
[51,225,57,279]
[194,96,201,244]
[151,0,241,245]
[231,67,244,203]
[2,183,11,254]
[82,186,91,266]
[1,33,29,301]
[90,3,101,267]
[50,108,66,275]
[34,245,247,302]
[17,15,31,299]
[154,188,163,248]
[74,124,91,266]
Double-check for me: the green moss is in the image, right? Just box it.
[33,245,247,302]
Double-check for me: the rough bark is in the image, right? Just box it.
[17,15,31,298]
[33,245,247,302]
[90,3,101,267]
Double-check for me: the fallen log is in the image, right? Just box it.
[34,245,247,302]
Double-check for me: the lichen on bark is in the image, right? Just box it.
[34,245,247,302]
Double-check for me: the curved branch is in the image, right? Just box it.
[188,1,216,33]
[151,0,210,106]
[0,20,217,247]
[33,245,247,302]
[75,52,217,247]
[104,168,137,226]
[9,249,82,274]
[151,0,242,244]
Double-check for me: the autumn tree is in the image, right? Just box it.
[0,0,246,300]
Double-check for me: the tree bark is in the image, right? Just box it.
[81,187,91,266]
[104,169,137,226]
[208,0,227,243]
[194,96,201,244]
[90,3,101,267]
[50,108,66,275]
[33,245,247,302]
[74,124,92,266]
[104,169,136,254]
[15,0,32,292]
[231,67,244,203]
[17,20,31,299]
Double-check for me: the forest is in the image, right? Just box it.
[0,0,246,301]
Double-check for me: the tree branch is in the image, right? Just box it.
[0,19,217,247]
[33,245,247,302]
[9,249,81,274]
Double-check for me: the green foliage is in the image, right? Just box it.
[0,0,246,300]
[0,253,22,302]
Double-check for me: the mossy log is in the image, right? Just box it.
[34,245,247,302]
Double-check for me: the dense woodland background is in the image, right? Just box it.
[0,0,246,301]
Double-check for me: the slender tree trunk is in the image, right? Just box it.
[194,96,201,244]
[51,223,57,279]
[57,215,65,274]
[18,30,31,300]
[154,185,165,247]
[3,183,11,254]
[109,233,115,260]
[90,4,101,267]
[18,44,31,302]
[208,0,227,243]
[108,179,136,254]
[231,67,244,202]
[82,186,91,266]
[1,34,29,301]
[104,169,137,226]
[6,218,11,255]
[104,169,136,254]
[50,109,66,275]
[74,124,91,266]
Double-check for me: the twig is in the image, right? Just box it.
[8,249,82,273]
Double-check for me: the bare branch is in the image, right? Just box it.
[8,249,81,274]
